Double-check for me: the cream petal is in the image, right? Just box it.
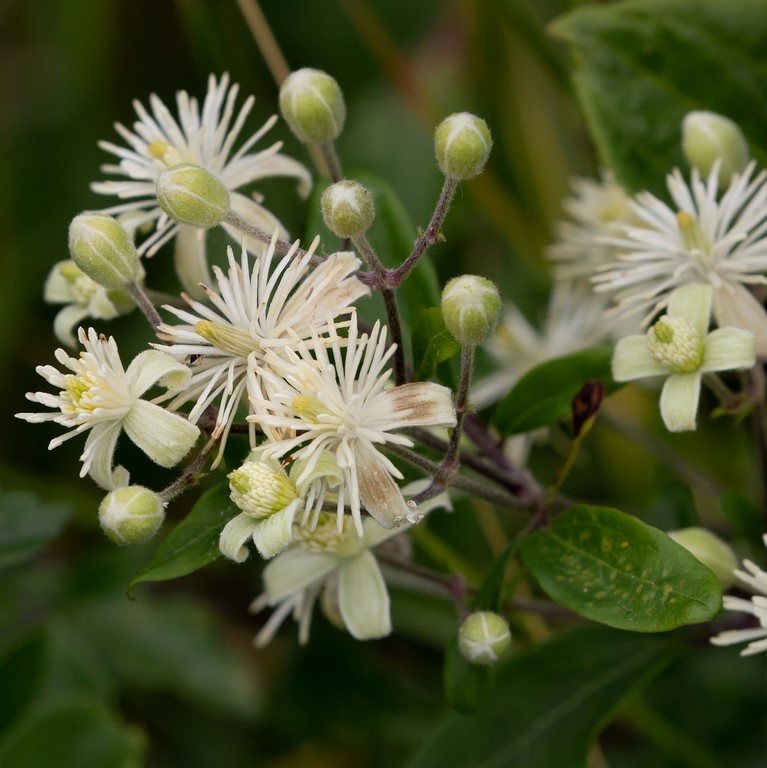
[223,153,312,198]
[43,262,73,303]
[252,502,299,559]
[338,550,391,640]
[667,283,712,337]
[360,516,412,549]
[356,441,412,528]
[53,305,90,348]
[174,225,211,298]
[82,421,125,490]
[612,336,668,381]
[712,282,767,358]
[700,328,755,373]
[262,547,339,603]
[126,350,192,397]
[659,372,702,432]
[370,382,456,431]
[122,400,200,467]
[219,513,258,563]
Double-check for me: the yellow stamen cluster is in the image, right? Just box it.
[647,316,704,372]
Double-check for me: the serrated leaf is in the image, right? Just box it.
[130,483,234,591]
[412,308,461,381]
[0,490,69,570]
[409,624,676,768]
[550,0,767,194]
[0,694,144,768]
[520,505,722,632]
[493,346,618,436]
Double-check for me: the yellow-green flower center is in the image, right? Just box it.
[647,316,704,372]
[228,461,298,519]
[195,320,260,358]
[677,211,712,254]
[295,512,361,555]
[292,395,329,423]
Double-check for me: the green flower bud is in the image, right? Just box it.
[99,485,165,545]
[682,111,749,186]
[155,163,229,228]
[279,68,346,144]
[668,527,738,590]
[458,611,511,666]
[321,180,375,238]
[68,213,141,289]
[441,274,501,345]
[229,460,298,520]
[434,112,492,180]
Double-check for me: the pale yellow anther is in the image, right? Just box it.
[677,211,711,253]
[647,316,704,372]
[292,395,328,423]
[148,140,169,160]
[194,320,260,357]
[295,513,361,555]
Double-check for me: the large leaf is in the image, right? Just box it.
[551,0,767,194]
[493,346,617,436]
[0,490,69,570]
[520,505,722,632]
[408,623,676,768]
[411,307,461,381]
[0,695,144,768]
[130,482,234,591]
[443,636,493,714]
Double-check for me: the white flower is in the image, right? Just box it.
[91,73,312,294]
[471,280,611,408]
[612,283,754,432]
[593,162,767,355]
[17,327,200,489]
[546,170,637,282]
[248,316,456,534]
[156,234,369,464]
[711,534,767,656]
[44,260,136,347]
[249,514,406,646]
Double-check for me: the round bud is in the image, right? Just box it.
[321,180,375,238]
[155,163,229,228]
[99,486,165,545]
[441,274,502,345]
[68,213,141,289]
[682,111,749,186]
[279,68,346,144]
[434,112,492,180]
[458,611,511,666]
[667,527,738,590]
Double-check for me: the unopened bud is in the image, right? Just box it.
[68,213,140,289]
[321,180,375,238]
[229,461,298,520]
[99,485,165,545]
[682,111,749,186]
[279,68,346,144]
[458,611,511,666]
[156,163,229,228]
[434,112,492,180]
[668,527,738,590]
[441,274,501,345]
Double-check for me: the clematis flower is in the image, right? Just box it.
[711,534,767,656]
[91,73,311,294]
[611,283,755,432]
[155,233,368,465]
[17,327,200,489]
[593,162,767,356]
[248,315,456,534]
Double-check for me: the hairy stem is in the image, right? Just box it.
[127,280,162,330]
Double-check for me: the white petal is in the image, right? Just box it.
[82,422,124,490]
[43,262,73,303]
[122,400,200,467]
[219,513,257,562]
[612,336,668,381]
[262,547,339,603]
[667,283,712,337]
[174,225,211,298]
[371,382,456,431]
[700,328,755,373]
[338,550,391,640]
[252,502,299,559]
[361,516,412,549]
[659,372,702,432]
[53,305,90,348]
[126,350,192,397]
[712,282,767,358]
[356,441,412,528]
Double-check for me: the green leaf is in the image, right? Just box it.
[0,490,69,570]
[130,482,234,591]
[520,505,722,632]
[474,537,523,612]
[0,694,144,768]
[443,636,493,714]
[550,0,767,194]
[408,623,676,768]
[411,308,461,381]
[493,346,618,436]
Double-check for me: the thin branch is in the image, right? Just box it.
[126,280,162,330]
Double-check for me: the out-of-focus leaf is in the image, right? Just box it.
[550,0,767,194]
[493,346,617,436]
[521,505,722,632]
[408,623,676,768]
[0,694,144,768]
[443,636,494,714]
[719,489,763,547]
[0,490,69,570]
[411,308,461,381]
[130,483,233,591]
